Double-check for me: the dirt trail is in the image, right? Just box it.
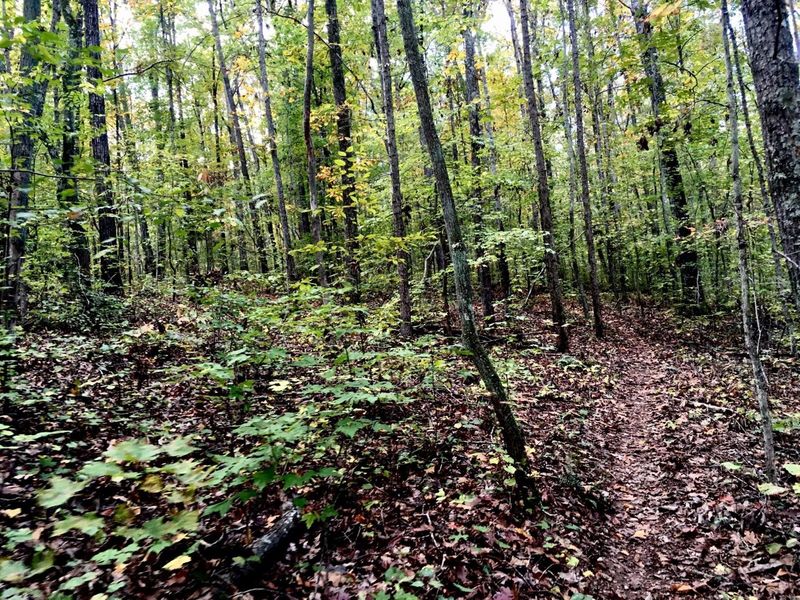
[581,324,725,598]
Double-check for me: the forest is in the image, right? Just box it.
[1,0,800,597]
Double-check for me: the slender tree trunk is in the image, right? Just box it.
[371,0,412,337]
[566,0,603,336]
[557,0,589,318]
[303,0,327,285]
[59,0,91,284]
[722,0,775,481]
[476,36,511,300]
[741,0,800,311]
[84,0,122,293]
[325,0,361,301]
[256,0,296,284]
[397,0,536,503]
[207,0,267,272]
[518,0,569,351]
[631,0,701,311]
[463,10,494,323]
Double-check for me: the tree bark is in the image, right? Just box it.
[566,0,603,336]
[463,10,494,323]
[518,0,569,351]
[631,0,701,311]
[207,0,267,272]
[303,0,327,285]
[722,0,775,481]
[371,0,412,337]
[255,0,296,284]
[325,0,361,302]
[741,0,800,311]
[84,0,123,293]
[397,0,536,504]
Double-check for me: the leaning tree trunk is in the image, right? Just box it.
[722,0,775,481]
[303,0,327,285]
[255,0,296,284]
[463,10,494,323]
[325,0,361,302]
[566,0,603,337]
[741,0,800,312]
[518,0,568,352]
[371,0,412,337]
[84,0,123,293]
[397,0,536,504]
[631,0,701,311]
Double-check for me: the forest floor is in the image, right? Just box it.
[2,288,799,599]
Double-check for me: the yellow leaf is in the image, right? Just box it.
[633,529,648,539]
[163,555,191,571]
[1,508,21,518]
[648,1,681,22]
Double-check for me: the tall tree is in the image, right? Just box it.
[370,0,412,337]
[84,0,122,292]
[722,0,775,481]
[517,0,568,351]
[631,0,701,311]
[397,0,535,502]
[4,0,49,321]
[463,6,494,323]
[325,0,361,301]
[255,0,296,284]
[741,0,800,309]
[207,0,267,272]
[566,0,603,337]
[303,0,327,285]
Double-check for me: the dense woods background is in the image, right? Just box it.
[2,0,800,597]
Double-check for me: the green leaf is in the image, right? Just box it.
[0,559,27,583]
[784,463,800,477]
[721,461,741,472]
[38,477,86,508]
[335,417,369,438]
[53,513,105,536]
[758,483,788,496]
[163,437,197,458]
[104,439,163,463]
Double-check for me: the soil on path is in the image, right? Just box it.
[536,309,800,599]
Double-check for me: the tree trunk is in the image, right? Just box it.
[741,0,800,311]
[303,0,327,285]
[631,0,701,311]
[58,0,91,284]
[463,11,494,323]
[476,36,511,300]
[207,0,267,272]
[325,0,361,302]
[397,0,536,504]
[727,20,795,352]
[566,0,603,336]
[255,0,296,284]
[722,0,775,481]
[84,0,122,293]
[371,0,412,337]
[557,0,589,318]
[518,0,569,351]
